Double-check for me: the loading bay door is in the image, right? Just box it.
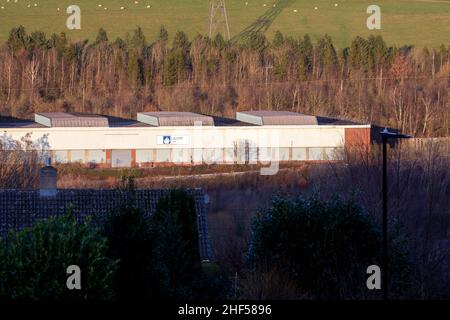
[111,150,132,167]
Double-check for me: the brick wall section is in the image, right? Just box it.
[345,128,371,149]
[131,149,137,167]
[105,149,111,165]
[0,188,212,261]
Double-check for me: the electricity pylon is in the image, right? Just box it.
[209,0,230,40]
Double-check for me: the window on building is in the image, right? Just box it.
[156,149,170,162]
[292,148,307,160]
[172,148,192,163]
[323,147,344,160]
[309,147,324,161]
[54,150,69,163]
[87,150,106,164]
[136,149,154,164]
[71,150,85,163]
[279,148,290,161]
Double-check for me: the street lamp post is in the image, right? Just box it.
[379,128,412,301]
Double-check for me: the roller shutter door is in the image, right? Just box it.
[111,150,132,167]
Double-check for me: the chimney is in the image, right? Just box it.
[40,165,57,197]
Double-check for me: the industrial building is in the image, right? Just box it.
[0,111,371,168]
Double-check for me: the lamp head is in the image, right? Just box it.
[380,128,413,140]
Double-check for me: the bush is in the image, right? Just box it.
[103,204,154,300]
[103,188,226,300]
[149,189,203,299]
[247,195,410,299]
[0,213,118,300]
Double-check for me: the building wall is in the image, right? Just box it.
[344,128,371,147]
[2,125,370,167]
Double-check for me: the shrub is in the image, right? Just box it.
[103,204,154,300]
[149,189,203,299]
[0,213,118,300]
[247,195,410,299]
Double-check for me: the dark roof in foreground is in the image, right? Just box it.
[0,188,212,261]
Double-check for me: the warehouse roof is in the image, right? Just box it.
[0,116,45,128]
[212,116,255,127]
[137,112,215,127]
[0,111,368,129]
[236,111,319,126]
[35,112,109,127]
[105,116,152,128]
[316,116,362,126]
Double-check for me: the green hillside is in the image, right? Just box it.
[0,0,449,47]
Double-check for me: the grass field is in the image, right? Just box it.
[0,0,449,47]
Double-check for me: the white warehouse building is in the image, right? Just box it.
[0,111,371,168]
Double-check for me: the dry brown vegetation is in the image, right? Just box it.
[0,135,40,188]
[0,27,449,137]
[310,139,450,298]
[235,266,311,300]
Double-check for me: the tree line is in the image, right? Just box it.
[0,26,449,136]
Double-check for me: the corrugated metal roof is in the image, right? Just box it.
[1,112,367,129]
[35,112,109,127]
[236,111,318,125]
[137,112,214,126]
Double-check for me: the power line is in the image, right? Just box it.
[0,75,448,91]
